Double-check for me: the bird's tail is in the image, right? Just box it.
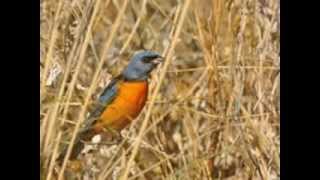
[56,134,85,165]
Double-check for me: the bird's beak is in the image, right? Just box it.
[152,55,164,65]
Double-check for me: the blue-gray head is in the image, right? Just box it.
[122,50,163,81]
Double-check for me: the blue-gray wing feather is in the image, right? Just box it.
[99,79,118,105]
[57,75,123,162]
[80,75,122,131]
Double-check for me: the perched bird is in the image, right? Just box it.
[57,50,163,163]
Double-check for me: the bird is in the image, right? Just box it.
[57,50,163,163]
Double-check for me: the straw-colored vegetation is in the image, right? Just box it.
[40,0,280,179]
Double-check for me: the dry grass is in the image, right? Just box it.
[40,0,280,179]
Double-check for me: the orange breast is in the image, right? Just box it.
[95,81,148,131]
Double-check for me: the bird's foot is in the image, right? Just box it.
[100,127,122,145]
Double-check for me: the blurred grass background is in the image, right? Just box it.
[40,0,280,179]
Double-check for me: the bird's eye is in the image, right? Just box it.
[142,57,154,63]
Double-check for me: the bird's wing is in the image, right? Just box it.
[80,75,123,133]
[57,75,124,162]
